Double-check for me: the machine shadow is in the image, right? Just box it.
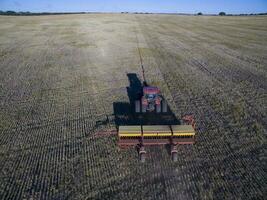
[113,73,179,128]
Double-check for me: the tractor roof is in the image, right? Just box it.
[143,86,160,94]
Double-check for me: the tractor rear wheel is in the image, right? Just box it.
[156,103,161,113]
[142,104,147,113]
[135,100,140,113]
[162,100,168,113]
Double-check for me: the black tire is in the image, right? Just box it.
[162,100,167,113]
[135,100,140,113]
[156,103,161,113]
[172,152,178,162]
[142,104,147,113]
[140,153,146,163]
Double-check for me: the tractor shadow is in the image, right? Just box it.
[113,73,179,127]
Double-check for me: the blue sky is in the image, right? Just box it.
[0,0,267,14]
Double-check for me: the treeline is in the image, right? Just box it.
[0,10,267,16]
[197,11,267,16]
[0,11,87,16]
[228,13,267,16]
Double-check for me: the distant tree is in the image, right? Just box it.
[197,12,202,15]
[6,10,17,15]
[219,12,226,16]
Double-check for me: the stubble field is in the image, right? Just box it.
[0,14,266,199]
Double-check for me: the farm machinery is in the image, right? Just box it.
[118,115,196,162]
[134,85,168,113]
[134,64,168,114]
[95,71,196,162]
[116,66,196,162]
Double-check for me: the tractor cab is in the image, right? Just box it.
[135,86,167,113]
[143,87,160,101]
[142,87,161,105]
[143,86,160,94]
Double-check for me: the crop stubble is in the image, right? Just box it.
[0,14,266,199]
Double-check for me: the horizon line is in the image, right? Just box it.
[1,10,267,15]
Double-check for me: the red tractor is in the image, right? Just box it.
[135,86,168,113]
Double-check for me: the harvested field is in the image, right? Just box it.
[0,14,266,199]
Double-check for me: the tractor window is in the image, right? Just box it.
[145,94,156,99]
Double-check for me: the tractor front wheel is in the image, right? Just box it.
[142,104,147,113]
[156,103,161,113]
